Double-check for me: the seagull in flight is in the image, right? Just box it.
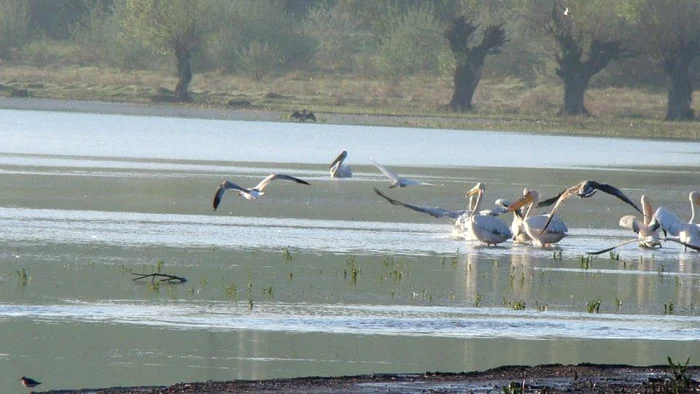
[212,174,310,210]
[371,160,433,188]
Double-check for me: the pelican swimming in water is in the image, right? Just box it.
[371,160,433,188]
[373,187,503,241]
[462,183,512,246]
[329,150,352,178]
[587,195,663,255]
[212,174,310,210]
[653,191,700,251]
[540,180,643,232]
[507,189,568,247]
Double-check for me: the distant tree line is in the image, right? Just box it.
[0,0,699,120]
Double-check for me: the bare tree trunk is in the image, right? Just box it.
[449,63,483,112]
[175,45,193,102]
[664,64,694,121]
[444,17,506,113]
[560,73,590,115]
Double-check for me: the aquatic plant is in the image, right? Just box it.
[664,301,675,314]
[608,251,620,261]
[475,293,482,307]
[283,246,294,260]
[552,250,563,260]
[512,300,526,310]
[16,268,28,286]
[666,357,691,394]
[587,299,601,313]
[225,282,237,298]
[503,381,524,394]
[579,255,592,269]
[615,298,622,309]
[156,260,164,272]
[536,301,548,312]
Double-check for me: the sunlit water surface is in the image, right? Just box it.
[0,108,699,390]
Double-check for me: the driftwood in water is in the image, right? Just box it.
[131,272,187,284]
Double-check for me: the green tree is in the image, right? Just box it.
[623,0,700,121]
[124,0,218,101]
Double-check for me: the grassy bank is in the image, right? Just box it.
[1,65,699,140]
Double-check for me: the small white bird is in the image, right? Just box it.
[371,160,433,188]
[329,149,352,178]
[212,174,310,210]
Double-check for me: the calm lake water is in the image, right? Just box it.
[0,108,699,391]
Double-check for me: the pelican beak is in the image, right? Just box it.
[465,185,481,198]
[692,192,700,206]
[507,192,533,212]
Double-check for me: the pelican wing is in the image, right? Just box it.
[663,237,700,251]
[212,180,248,210]
[329,150,348,169]
[536,191,564,208]
[587,181,643,215]
[654,207,686,237]
[373,188,465,219]
[371,160,401,183]
[619,215,641,233]
[541,180,642,232]
[254,174,311,191]
[586,238,639,255]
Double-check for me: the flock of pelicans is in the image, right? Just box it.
[213,149,700,255]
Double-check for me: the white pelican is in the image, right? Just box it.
[587,195,663,255]
[329,150,352,178]
[463,183,512,246]
[541,180,643,232]
[373,187,470,219]
[373,187,503,241]
[507,189,568,247]
[653,191,700,251]
[212,174,310,210]
[371,160,434,188]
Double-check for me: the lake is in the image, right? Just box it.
[0,107,699,391]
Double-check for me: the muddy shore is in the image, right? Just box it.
[38,364,700,393]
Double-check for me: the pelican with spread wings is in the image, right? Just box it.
[540,180,643,232]
[371,160,433,188]
[587,195,663,255]
[212,174,310,210]
[653,191,700,251]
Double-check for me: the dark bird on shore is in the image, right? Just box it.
[290,109,316,122]
[212,174,310,210]
[19,376,41,388]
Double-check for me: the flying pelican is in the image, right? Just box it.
[507,189,568,247]
[212,174,310,210]
[462,183,512,246]
[329,150,352,178]
[653,191,700,251]
[540,180,643,232]
[371,160,433,188]
[587,195,663,255]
